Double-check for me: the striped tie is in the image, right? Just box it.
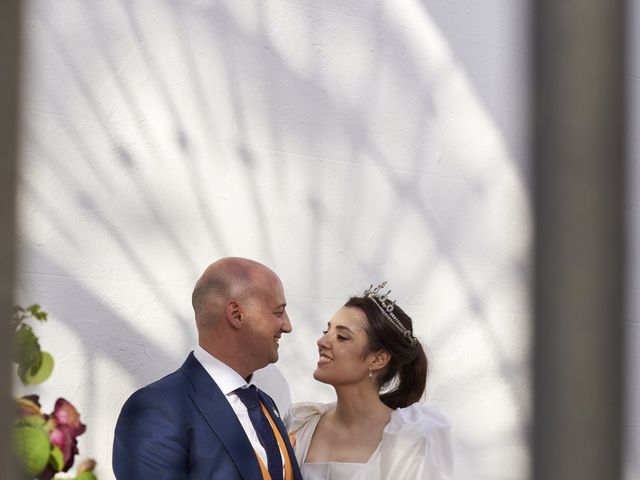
[235,386,283,480]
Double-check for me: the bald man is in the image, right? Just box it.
[113,258,302,480]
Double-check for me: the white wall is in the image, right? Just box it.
[18,1,532,479]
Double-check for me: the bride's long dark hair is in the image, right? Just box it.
[344,296,428,409]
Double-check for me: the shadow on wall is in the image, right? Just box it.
[20,1,530,479]
[18,244,190,389]
[419,0,530,177]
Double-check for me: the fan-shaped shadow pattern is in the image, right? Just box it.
[18,1,532,479]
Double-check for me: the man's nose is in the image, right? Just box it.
[281,313,292,333]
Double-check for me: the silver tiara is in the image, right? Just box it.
[363,282,418,346]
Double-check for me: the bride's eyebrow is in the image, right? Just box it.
[335,325,353,333]
[326,322,353,333]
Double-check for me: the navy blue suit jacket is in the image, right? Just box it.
[113,352,302,479]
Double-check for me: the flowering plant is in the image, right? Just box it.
[13,305,53,385]
[12,305,97,480]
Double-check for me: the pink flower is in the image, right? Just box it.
[15,396,87,478]
[41,398,86,474]
[49,426,79,471]
[51,398,86,437]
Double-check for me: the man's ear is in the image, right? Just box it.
[370,349,391,373]
[225,300,243,329]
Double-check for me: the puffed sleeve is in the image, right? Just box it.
[284,402,332,465]
[378,404,454,480]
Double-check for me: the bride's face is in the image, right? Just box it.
[313,307,374,386]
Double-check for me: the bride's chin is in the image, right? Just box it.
[312,370,330,384]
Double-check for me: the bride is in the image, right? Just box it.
[286,283,453,479]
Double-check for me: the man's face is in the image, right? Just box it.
[240,273,291,371]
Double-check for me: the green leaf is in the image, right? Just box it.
[14,325,39,361]
[27,304,48,322]
[16,415,46,429]
[14,325,43,383]
[23,352,54,385]
[75,472,98,480]
[13,425,51,476]
[50,445,64,472]
[12,304,49,330]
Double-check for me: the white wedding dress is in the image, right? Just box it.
[285,402,454,480]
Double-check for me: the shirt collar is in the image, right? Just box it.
[193,345,253,395]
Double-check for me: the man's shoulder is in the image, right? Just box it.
[121,357,196,409]
[137,368,189,396]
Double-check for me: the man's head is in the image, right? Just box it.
[192,257,291,378]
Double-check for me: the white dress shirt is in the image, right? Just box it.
[193,346,285,472]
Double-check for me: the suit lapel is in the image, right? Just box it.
[181,353,262,480]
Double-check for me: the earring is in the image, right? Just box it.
[368,367,373,379]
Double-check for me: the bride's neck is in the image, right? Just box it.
[332,384,391,427]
